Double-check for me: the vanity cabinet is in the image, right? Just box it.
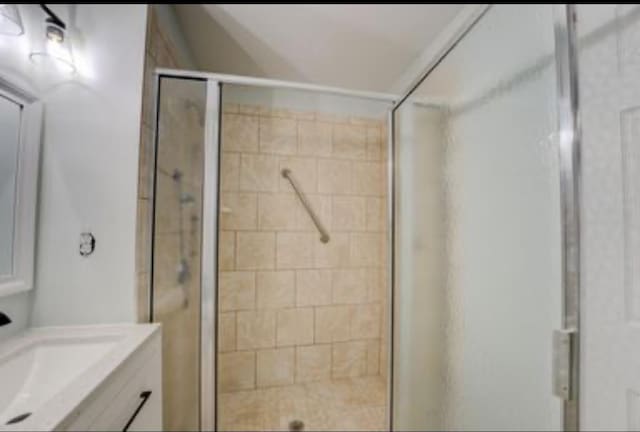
[61,330,162,432]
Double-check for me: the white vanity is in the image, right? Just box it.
[0,324,161,431]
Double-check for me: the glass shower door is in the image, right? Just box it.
[151,76,208,431]
[392,4,564,430]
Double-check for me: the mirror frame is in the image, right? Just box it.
[0,76,42,297]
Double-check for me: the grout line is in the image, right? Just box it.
[221,143,386,163]
[222,110,386,129]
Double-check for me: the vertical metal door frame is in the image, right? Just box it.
[385,110,395,431]
[553,4,581,430]
[200,79,221,431]
[148,74,219,430]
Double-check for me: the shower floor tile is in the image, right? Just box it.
[218,375,387,431]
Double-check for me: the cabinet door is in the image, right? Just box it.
[576,4,640,430]
[88,350,162,431]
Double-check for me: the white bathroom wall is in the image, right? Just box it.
[0,4,147,329]
[392,103,446,430]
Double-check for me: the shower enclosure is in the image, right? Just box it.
[146,4,582,431]
[150,74,393,431]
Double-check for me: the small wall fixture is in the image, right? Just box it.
[29,4,75,74]
[0,4,23,36]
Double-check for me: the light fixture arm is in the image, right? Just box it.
[39,4,66,30]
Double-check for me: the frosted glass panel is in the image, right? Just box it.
[393,5,562,430]
[152,77,206,431]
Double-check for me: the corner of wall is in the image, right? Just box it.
[388,4,489,95]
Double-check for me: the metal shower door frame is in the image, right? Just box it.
[553,5,581,430]
[148,74,221,430]
[200,79,221,432]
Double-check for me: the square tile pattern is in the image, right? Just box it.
[216,104,389,431]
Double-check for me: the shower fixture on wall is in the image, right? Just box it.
[172,169,191,301]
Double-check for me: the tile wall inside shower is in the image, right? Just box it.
[217,102,389,431]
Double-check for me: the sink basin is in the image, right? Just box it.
[0,324,159,431]
[0,335,120,425]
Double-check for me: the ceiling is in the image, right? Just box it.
[174,4,464,93]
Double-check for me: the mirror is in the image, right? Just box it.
[0,78,42,297]
[0,94,22,277]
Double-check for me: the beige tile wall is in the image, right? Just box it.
[217,103,389,393]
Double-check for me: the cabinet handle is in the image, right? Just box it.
[123,390,152,432]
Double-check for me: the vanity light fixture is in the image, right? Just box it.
[0,4,23,36]
[29,4,75,74]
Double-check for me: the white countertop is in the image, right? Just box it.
[0,323,160,431]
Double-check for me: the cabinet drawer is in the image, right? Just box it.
[88,352,161,431]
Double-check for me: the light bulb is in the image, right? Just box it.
[0,4,23,36]
[29,24,76,74]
